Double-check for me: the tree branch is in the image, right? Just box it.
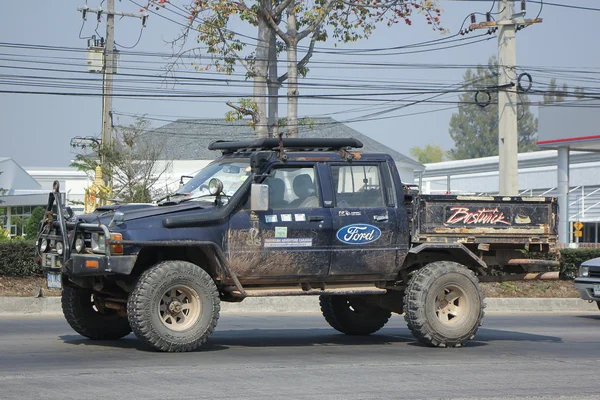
[297,0,336,41]
[262,8,291,44]
[278,28,319,84]
[274,0,295,16]
[226,101,258,120]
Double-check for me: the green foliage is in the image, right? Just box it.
[542,79,582,104]
[526,248,600,279]
[410,144,447,164]
[0,171,6,204]
[448,57,538,160]
[574,87,585,99]
[277,117,315,130]
[0,241,41,276]
[24,206,45,239]
[10,216,23,237]
[225,98,259,127]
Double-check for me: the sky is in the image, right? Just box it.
[0,0,599,168]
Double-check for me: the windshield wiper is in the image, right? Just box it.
[157,192,190,206]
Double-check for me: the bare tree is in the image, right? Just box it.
[71,117,172,203]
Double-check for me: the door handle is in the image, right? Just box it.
[374,215,388,222]
[309,215,325,222]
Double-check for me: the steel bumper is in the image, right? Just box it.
[69,254,137,276]
[574,277,600,302]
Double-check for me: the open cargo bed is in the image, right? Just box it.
[412,195,558,251]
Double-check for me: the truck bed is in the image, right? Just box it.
[411,195,558,247]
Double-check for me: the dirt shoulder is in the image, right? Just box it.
[0,276,580,298]
[0,276,61,297]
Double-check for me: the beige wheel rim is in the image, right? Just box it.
[435,284,469,327]
[158,285,201,332]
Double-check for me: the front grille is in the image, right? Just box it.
[589,270,600,278]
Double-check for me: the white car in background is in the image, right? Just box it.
[574,257,600,311]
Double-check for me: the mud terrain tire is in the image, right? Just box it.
[404,261,485,348]
[127,261,220,352]
[62,286,131,340]
[320,295,392,335]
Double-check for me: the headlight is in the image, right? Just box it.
[75,238,85,253]
[580,266,589,277]
[91,233,105,253]
[39,239,48,252]
[56,241,64,256]
[208,178,224,196]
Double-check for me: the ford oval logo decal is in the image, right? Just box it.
[336,224,381,245]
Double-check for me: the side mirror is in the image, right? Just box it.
[251,183,269,212]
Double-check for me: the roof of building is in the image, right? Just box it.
[144,117,424,170]
[422,150,600,178]
[0,158,42,194]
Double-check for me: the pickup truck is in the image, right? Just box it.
[37,138,558,352]
[574,257,600,310]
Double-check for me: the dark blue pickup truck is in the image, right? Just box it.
[38,138,559,352]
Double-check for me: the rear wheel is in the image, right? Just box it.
[320,295,392,335]
[404,261,485,348]
[127,261,220,352]
[62,286,131,340]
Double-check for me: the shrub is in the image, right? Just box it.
[24,206,45,239]
[0,240,42,276]
[560,248,600,279]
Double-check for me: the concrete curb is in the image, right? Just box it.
[0,296,598,316]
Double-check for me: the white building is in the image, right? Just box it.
[419,150,600,244]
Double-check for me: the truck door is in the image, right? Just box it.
[227,164,332,280]
[328,162,404,278]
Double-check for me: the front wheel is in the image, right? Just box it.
[62,286,131,340]
[404,261,485,348]
[127,261,220,352]
[320,295,392,335]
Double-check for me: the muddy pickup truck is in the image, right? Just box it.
[37,138,558,352]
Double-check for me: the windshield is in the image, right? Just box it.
[178,159,251,200]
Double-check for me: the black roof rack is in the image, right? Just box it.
[208,138,363,153]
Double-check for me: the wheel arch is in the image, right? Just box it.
[403,243,487,276]
[130,244,225,282]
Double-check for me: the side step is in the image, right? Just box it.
[224,284,387,298]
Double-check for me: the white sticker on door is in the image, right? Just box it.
[264,238,313,248]
[265,215,278,223]
[275,226,288,238]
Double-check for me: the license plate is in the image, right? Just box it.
[594,285,600,297]
[47,272,62,290]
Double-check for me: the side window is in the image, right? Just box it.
[332,165,385,208]
[263,167,320,209]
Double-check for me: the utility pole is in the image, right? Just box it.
[497,0,518,196]
[102,0,115,187]
[469,0,542,196]
[78,3,147,187]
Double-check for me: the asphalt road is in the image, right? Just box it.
[1,313,599,400]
